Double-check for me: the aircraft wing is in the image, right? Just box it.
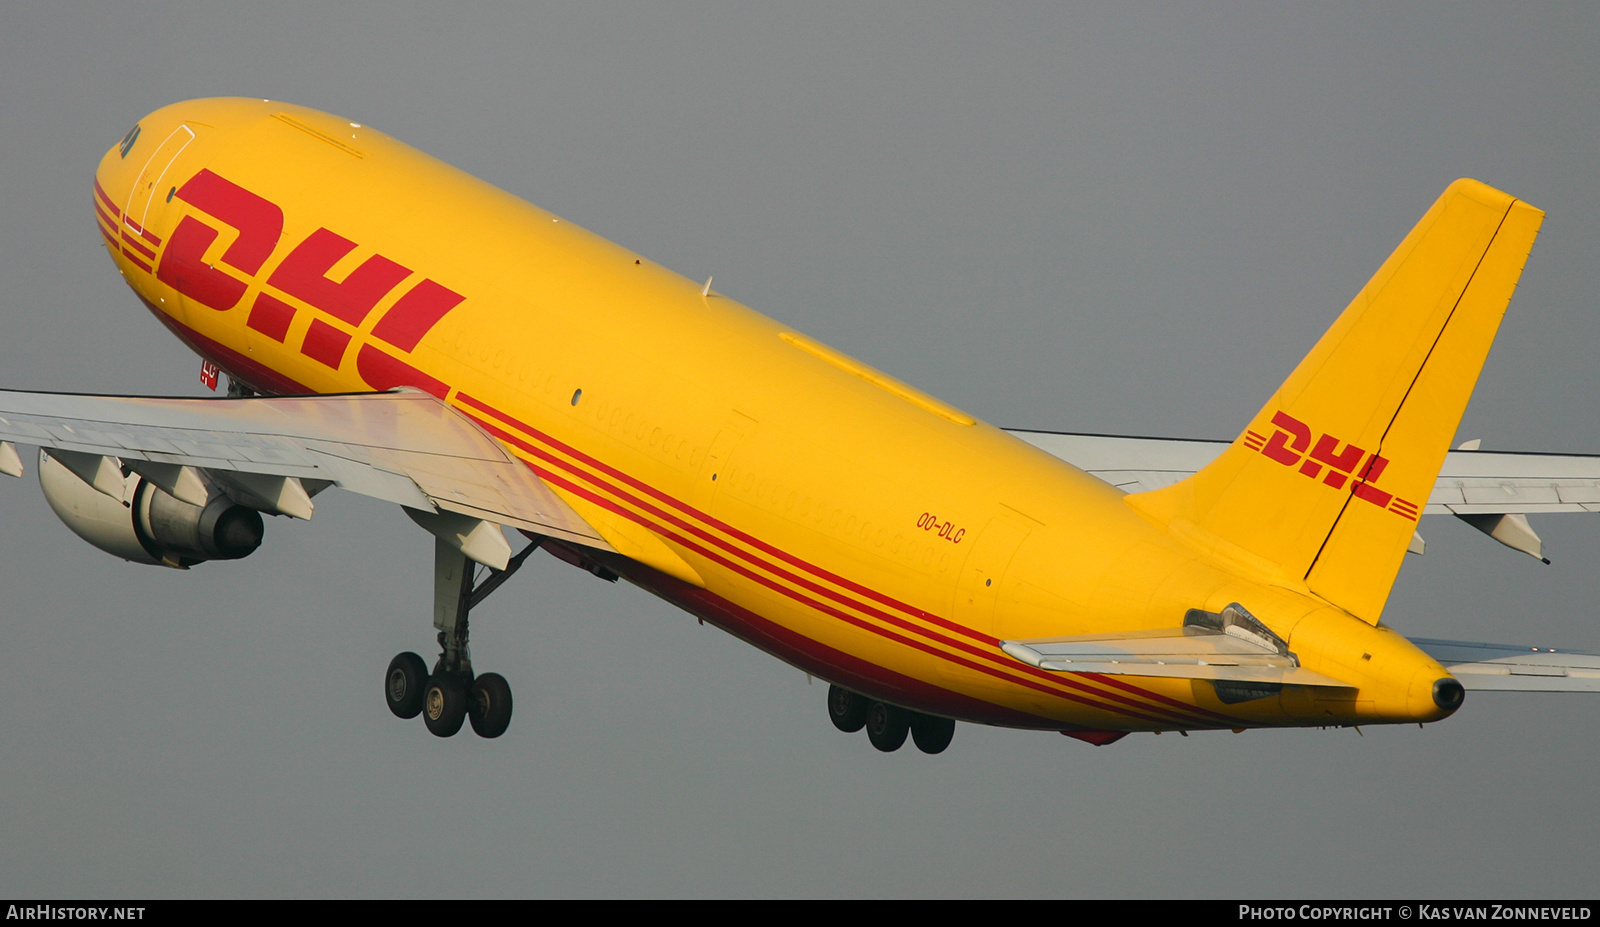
[1412,639,1600,692]
[1008,430,1600,516]
[0,388,609,563]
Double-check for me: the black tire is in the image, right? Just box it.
[385,652,428,719]
[865,701,910,752]
[827,684,868,733]
[909,712,956,754]
[422,674,467,737]
[468,672,514,739]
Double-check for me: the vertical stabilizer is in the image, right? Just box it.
[1128,180,1544,623]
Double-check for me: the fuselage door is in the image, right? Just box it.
[700,411,758,511]
[952,512,1032,635]
[121,124,195,239]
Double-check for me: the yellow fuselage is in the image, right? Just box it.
[92,99,1454,735]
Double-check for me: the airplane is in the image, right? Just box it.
[11,96,1598,753]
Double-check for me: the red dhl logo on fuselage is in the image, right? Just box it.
[1243,411,1420,521]
[94,169,458,397]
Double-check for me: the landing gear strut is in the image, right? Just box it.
[386,534,540,739]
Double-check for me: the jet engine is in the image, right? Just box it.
[38,449,263,568]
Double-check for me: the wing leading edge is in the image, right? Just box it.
[0,388,609,566]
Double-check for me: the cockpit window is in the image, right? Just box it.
[118,124,141,159]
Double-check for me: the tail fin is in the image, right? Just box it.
[1128,179,1544,623]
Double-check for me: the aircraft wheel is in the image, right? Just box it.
[422,674,468,737]
[910,713,956,754]
[827,684,868,733]
[385,652,429,719]
[865,701,910,752]
[468,672,514,739]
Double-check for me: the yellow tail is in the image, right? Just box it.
[1129,179,1544,623]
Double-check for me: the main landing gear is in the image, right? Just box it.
[827,683,956,755]
[385,534,541,739]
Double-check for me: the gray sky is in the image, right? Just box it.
[2,3,1598,898]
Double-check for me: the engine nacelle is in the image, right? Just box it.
[39,450,264,569]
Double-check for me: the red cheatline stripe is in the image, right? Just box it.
[119,230,156,260]
[120,215,162,246]
[458,392,987,647]
[93,199,118,233]
[96,224,118,248]
[462,398,1240,727]
[120,248,152,273]
[518,446,1193,727]
[93,178,121,218]
[156,307,315,396]
[460,399,1239,727]
[470,417,957,644]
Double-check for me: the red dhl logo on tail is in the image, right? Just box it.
[1242,411,1420,521]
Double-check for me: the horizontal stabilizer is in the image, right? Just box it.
[1001,633,1351,687]
[1002,603,1351,689]
[1413,638,1600,692]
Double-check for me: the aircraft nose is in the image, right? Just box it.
[95,98,280,257]
[1432,676,1465,712]
[93,119,149,265]
[96,113,163,205]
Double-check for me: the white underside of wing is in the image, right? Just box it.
[1005,431,1223,494]
[0,388,608,550]
[1412,639,1600,692]
[1006,429,1600,515]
